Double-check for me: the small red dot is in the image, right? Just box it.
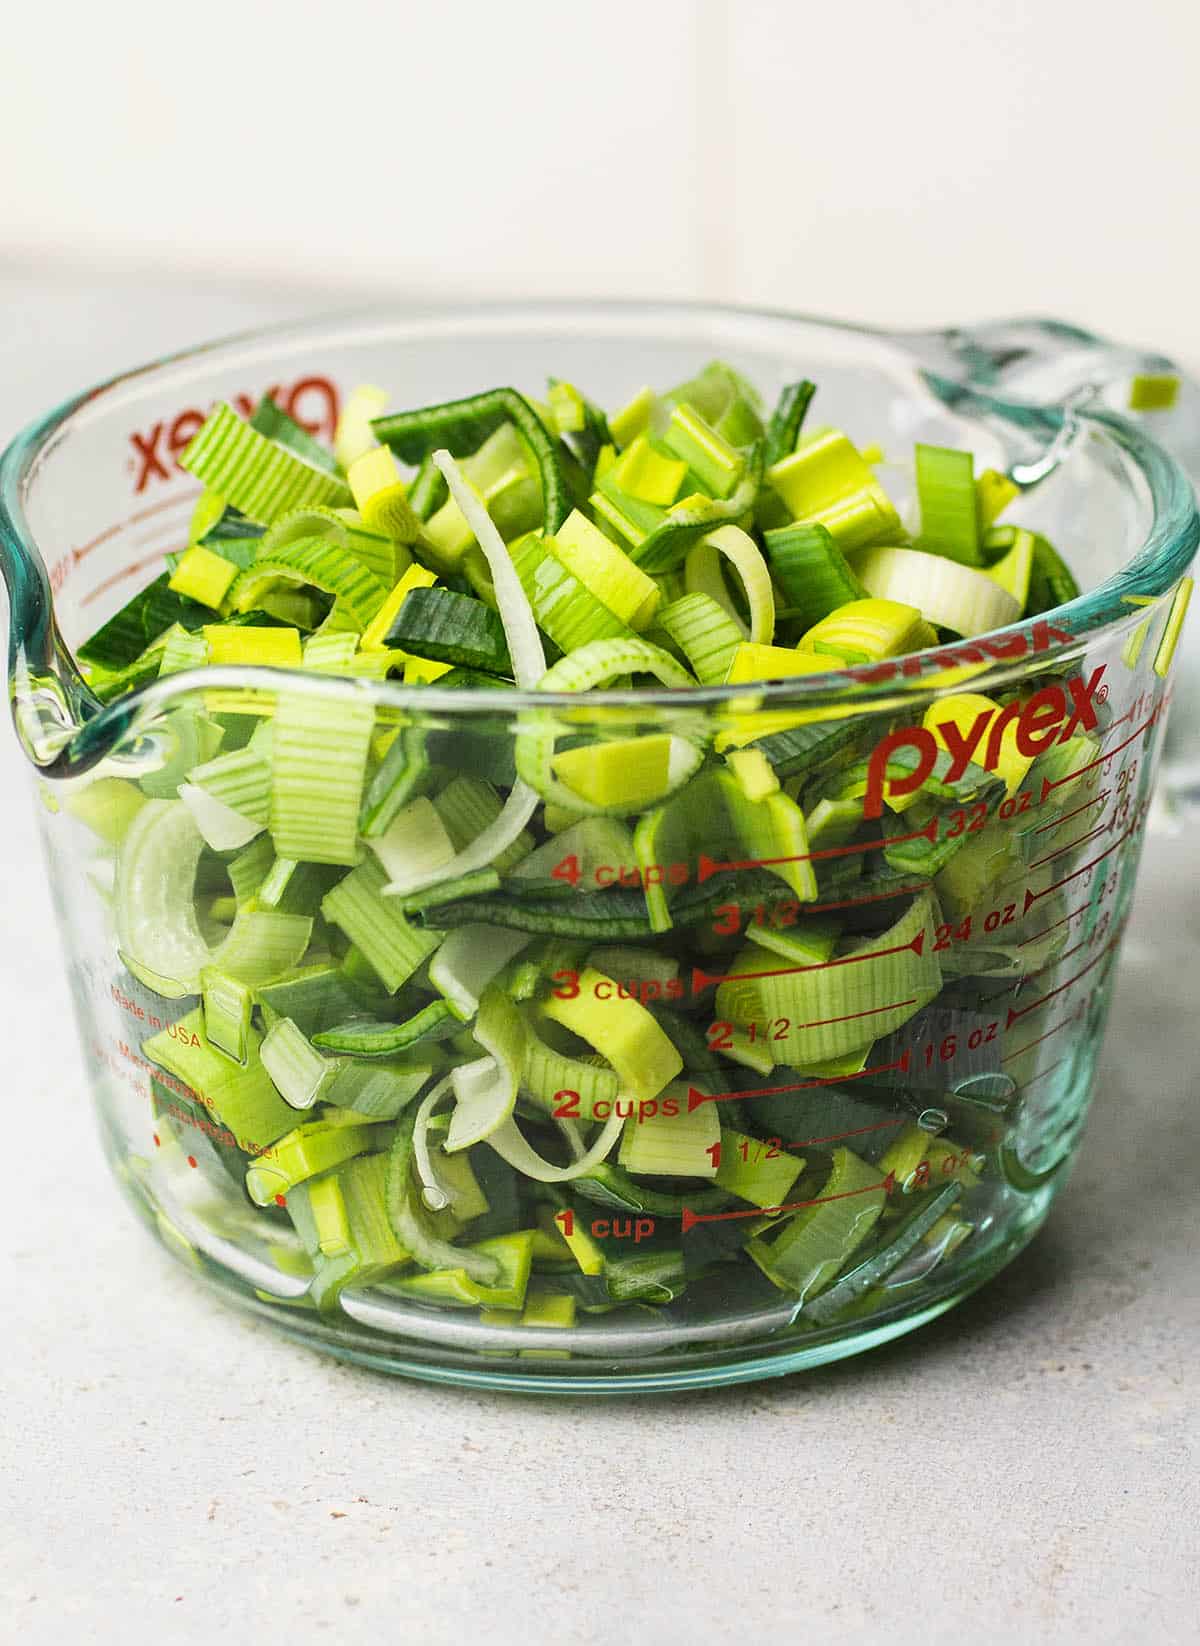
[152,1133,160,1148]
[274,1194,287,1207]
[186,1155,198,1169]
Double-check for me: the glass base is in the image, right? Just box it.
[108,1125,1059,1393]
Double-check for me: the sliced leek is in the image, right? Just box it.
[853,545,1021,637]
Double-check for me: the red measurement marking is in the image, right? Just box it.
[1031,789,1111,835]
[72,492,192,563]
[682,1172,896,1232]
[692,930,926,995]
[80,547,175,607]
[1039,706,1160,798]
[1103,702,1137,732]
[1020,1059,1066,1088]
[1023,822,1137,909]
[1017,901,1090,946]
[186,1155,198,1169]
[1003,1011,1082,1064]
[800,998,916,1033]
[785,1117,907,1151]
[807,884,930,914]
[697,817,937,883]
[1005,938,1117,1028]
[1026,815,1114,872]
[1023,931,1094,982]
[687,1050,912,1112]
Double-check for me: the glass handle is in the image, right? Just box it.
[898,315,1175,406]
[895,316,1200,823]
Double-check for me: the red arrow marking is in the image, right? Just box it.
[72,521,124,565]
[1003,1009,1084,1063]
[682,1172,896,1232]
[1026,815,1115,872]
[687,1050,912,1111]
[1022,931,1094,982]
[73,492,196,562]
[801,997,918,1030]
[1031,789,1110,835]
[80,547,175,607]
[1102,703,1137,732]
[786,1117,907,1151]
[697,817,938,883]
[1023,823,1137,911]
[808,884,929,914]
[1019,1059,1066,1089]
[1005,939,1117,1028]
[1039,708,1160,799]
[1017,901,1091,946]
[692,930,926,994]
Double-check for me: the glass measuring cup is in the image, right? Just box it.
[1,302,1195,1393]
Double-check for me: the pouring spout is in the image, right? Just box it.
[1,427,106,776]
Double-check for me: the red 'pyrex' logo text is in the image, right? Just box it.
[128,375,341,493]
[862,664,1107,820]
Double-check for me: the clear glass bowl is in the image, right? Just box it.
[2,302,1196,1392]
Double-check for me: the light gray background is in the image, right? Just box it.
[7,0,1200,358]
[1,276,1197,1643]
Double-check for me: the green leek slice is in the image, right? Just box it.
[653,592,744,684]
[745,1147,887,1299]
[320,857,440,993]
[429,925,532,1020]
[270,692,373,866]
[383,587,511,674]
[143,1009,299,1148]
[764,521,866,627]
[684,525,774,644]
[539,967,682,1101]
[228,539,387,631]
[179,401,351,522]
[630,444,765,574]
[548,510,661,630]
[715,891,941,1066]
[374,387,570,534]
[915,443,982,565]
[764,379,816,465]
[618,1098,718,1177]
[312,999,460,1058]
[116,801,304,997]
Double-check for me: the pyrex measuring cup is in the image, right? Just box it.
[2,303,1196,1394]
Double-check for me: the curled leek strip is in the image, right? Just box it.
[412,1078,456,1212]
[376,451,547,898]
[432,449,546,689]
[513,636,703,814]
[446,988,525,1152]
[685,524,775,645]
[486,1108,626,1183]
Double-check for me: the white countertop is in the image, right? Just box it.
[3,275,1198,1644]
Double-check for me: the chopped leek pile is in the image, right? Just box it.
[70,366,1096,1341]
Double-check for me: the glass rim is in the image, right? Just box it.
[3,298,1197,749]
